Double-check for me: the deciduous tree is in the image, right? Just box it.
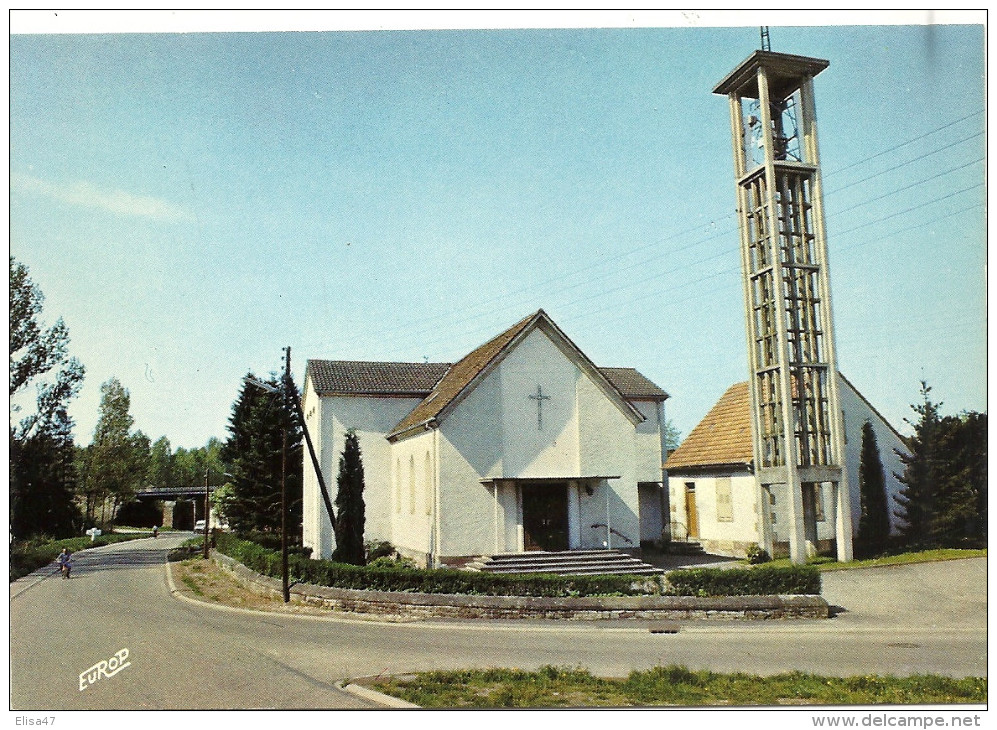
[9,256,85,538]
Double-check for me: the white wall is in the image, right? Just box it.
[576,369,640,550]
[632,400,664,483]
[499,328,581,478]
[388,429,437,558]
[668,473,759,552]
[301,383,424,559]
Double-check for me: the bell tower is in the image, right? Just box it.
[714,49,852,563]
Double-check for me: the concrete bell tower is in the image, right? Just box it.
[714,50,852,563]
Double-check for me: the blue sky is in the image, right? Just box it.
[9,11,987,449]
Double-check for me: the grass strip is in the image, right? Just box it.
[760,549,987,572]
[374,665,987,708]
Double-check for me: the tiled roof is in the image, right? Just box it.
[306,360,451,396]
[388,311,539,437]
[601,367,669,401]
[665,381,753,471]
[306,311,669,440]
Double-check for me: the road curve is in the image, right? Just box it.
[10,537,986,710]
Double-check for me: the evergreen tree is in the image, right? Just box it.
[893,382,942,548]
[220,372,302,537]
[931,412,987,546]
[333,429,366,565]
[856,421,890,557]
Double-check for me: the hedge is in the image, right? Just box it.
[213,533,660,598]
[10,533,150,581]
[664,565,821,596]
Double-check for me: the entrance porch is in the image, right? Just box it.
[480,476,624,554]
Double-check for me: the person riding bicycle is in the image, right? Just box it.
[57,548,73,579]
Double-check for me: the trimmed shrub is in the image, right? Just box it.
[214,532,660,598]
[10,532,150,581]
[665,565,821,596]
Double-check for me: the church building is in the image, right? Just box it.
[301,309,670,566]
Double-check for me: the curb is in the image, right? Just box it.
[335,679,420,709]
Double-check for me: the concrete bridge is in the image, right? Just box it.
[133,485,221,530]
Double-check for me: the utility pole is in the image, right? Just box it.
[280,346,291,603]
[202,469,210,560]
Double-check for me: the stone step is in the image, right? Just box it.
[668,541,706,555]
[466,549,663,576]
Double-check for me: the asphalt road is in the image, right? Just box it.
[9,536,986,710]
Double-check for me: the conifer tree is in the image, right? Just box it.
[221,373,302,537]
[893,382,942,548]
[333,429,366,565]
[856,421,890,557]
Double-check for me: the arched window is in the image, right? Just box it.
[409,455,416,515]
[424,452,433,516]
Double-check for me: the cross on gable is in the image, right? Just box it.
[528,385,551,430]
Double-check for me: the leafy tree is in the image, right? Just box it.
[220,372,302,538]
[333,429,366,565]
[856,421,890,557]
[10,256,85,443]
[10,256,85,538]
[148,436,177,490]
[80,378,149,525]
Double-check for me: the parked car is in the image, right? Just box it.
[194,519,206,532]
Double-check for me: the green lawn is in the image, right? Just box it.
[756,548,986,572]
[372,666,987,708]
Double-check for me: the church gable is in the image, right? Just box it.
[387,309,644,442]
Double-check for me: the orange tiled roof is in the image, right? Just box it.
[664,381,753,471]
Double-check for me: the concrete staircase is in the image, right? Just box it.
[667,540,706,556]
[463,550,663,576]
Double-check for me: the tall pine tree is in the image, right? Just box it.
[333,429,366,565]
[856,421,890,557]
[221,372,303,538]
[893,382,942,548]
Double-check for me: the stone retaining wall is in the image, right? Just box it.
[210,551,828,621]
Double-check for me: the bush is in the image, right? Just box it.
[745,544,771,565]
[214,533,661,598]
[665,565,821,596]
[9,532,150,581]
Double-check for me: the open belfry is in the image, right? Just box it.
[713,48,852,563]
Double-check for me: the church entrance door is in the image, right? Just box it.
[522,484,569,551]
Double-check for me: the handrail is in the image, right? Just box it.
[589,524,634,545]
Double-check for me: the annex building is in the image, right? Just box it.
[665,373,909,559]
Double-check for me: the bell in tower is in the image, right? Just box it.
[714,49,852,564]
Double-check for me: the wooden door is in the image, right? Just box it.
[685,483,699,538]
[522,485,568,551]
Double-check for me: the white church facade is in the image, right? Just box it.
[301,310,670,566]
[664,373,910,559]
